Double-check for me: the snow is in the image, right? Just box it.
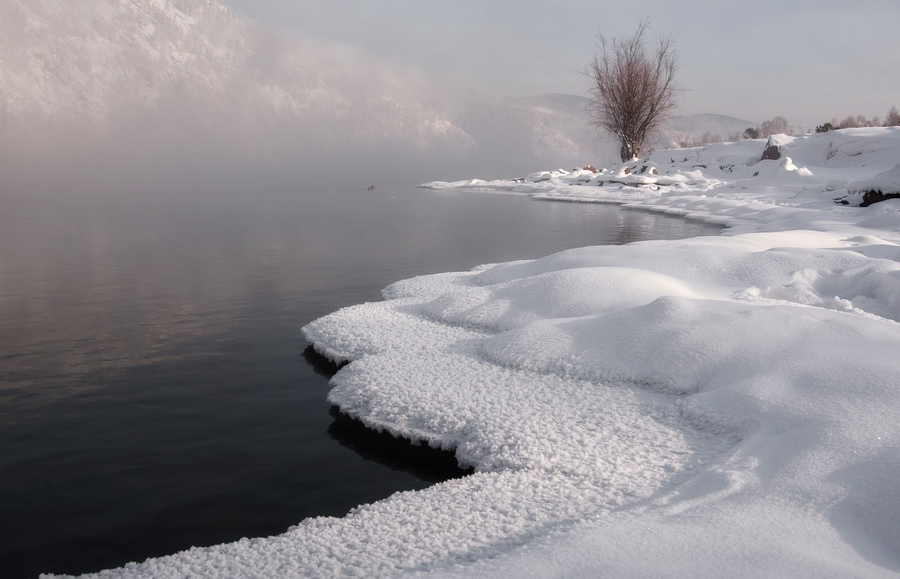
[62,128,900,577]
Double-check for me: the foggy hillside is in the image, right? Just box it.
[1,0,752,196]
[481,94,756,169]
[0,0,474,144]
[660,113,757,147]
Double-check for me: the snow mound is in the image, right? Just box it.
[298,230,900,577]
[847,163,900,203]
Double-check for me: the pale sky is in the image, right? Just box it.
[225,0,900,130]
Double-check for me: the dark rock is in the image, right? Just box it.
[860,190,900,207]
[761,137,781,161]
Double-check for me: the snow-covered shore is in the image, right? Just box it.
[68,128,900,577]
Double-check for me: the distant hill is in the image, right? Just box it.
[470,94,758,168]
[446,94,616,172]
[660,113,758,147]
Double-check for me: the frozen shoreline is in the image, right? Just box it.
[68,128,900,577]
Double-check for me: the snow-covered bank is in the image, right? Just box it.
[68,128,900,577]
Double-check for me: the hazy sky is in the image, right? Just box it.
[225,0,900,129]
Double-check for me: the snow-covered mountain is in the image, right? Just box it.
[0,0,471,148]
[0,0,256,123]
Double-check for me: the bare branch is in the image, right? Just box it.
[584,19,681,161]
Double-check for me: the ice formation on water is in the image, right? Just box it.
[68,128,900,578]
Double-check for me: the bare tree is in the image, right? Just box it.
[585,20,681,161]
[759,115,790,137]
[886,106,900,127]
[838,115,858,129]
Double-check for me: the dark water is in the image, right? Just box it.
[0,187,721,578]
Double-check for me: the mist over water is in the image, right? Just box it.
[0,0,622,202]
[0,97,576,202]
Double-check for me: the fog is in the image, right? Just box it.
[0,103,574,201]
[19,0,900,201]
[0,0,614,201]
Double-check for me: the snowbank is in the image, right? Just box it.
[423,127,900,218]
[847,163,900,206]
[68,128,900,577]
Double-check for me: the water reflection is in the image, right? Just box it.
[0,201,248,419]
[327,407,474,483]
[302,347,471,483]
[302,344,347,379]
[0,188,721,578]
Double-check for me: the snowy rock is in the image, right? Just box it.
[847,163,900,207]
[760,133,793,161]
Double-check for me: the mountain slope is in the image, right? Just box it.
[0,0,471,149]
[661,113,757,146]
[0,0,255,122]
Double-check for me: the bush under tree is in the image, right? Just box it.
[585,20,681,161]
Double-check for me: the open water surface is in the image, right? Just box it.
[0,186,721,577]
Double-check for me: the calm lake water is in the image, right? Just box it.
[0,186,721,578]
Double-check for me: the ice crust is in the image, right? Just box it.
[69,128,900,578]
